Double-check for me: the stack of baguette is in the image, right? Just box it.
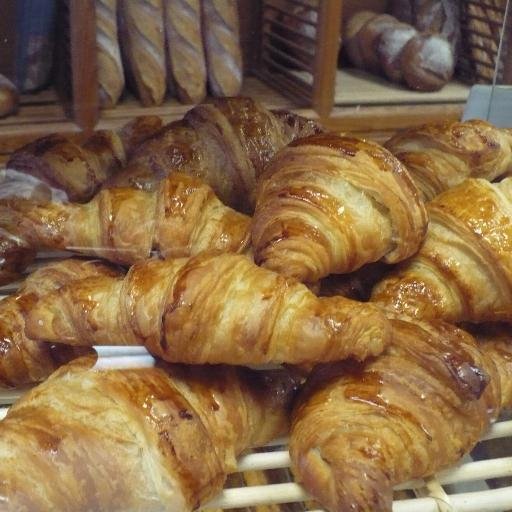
[2,97,512,511]
[96,0,243,108]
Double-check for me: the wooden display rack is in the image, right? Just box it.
[3,0,507,159]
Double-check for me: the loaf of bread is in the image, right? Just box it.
[118,0,167,106]
[202,0,243,96]
[390,0,461,55]
[0,74,18,118]
[96,0,125,108]
[345,10,455,91]
[163,0,207,104]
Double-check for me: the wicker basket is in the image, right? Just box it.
[459,0,511,84]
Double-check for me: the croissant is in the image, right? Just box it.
[372,178,512,323]
[469,323,512,410]
[105,97,322,212]
[385,119,512,201]
[25,253,391,365]
[0,172,250,279]
[252,134,428,283]
[0,356,299,511]
[7,131,126,202]
[0,259,119,388]
[289,317,501,512]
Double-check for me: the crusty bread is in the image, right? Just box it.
[163,0,207,104]
[202,0,243,96]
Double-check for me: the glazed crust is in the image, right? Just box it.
[105,97,322,212]
[0,357,298,511]
[7,131,126,202]
[252,134,428,283]
[372,178,512,323]
[0,259,118,387]
[290,317,500,512]
[25,253,391,365]
[0,172,250,268]
[385,119,512,200]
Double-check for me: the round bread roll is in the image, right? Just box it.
[344,10,379,69]
[377,22,418,83]
[401,33,454,91]
[356,13,398,73]
[0,74,18,119]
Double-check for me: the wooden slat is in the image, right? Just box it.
[312,0,342,118]
[69,0,99,132]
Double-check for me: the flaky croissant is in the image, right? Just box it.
[0,172,250,275]
[252,134,428,283]
[469,323,512,410]
[0,356,299,511]
[385,119,512,201]
[0,259,119,388]
[372,178,512,323]
[105,97,322,212]
[289,317,500,512]
[7,131,126,202]
[25,253,391,365]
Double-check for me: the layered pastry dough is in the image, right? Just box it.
[385,119,512,200]
[252,134,428,282]
[0,173,250,271]
[372,178,512,323]
[290,317,500,512]
[106,97,321,211]
[0,259,118,387]
[0,357,298,511]
[25,253,391,365]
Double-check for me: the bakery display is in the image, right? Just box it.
[372,178,512,323]
[385,119,512,200]
[2,101,512,510]
[252,134,428,283]
[0,356,299,511]
[289,317,501,512]
[25,253,391,365]
[0,260,116,388]
[344,10,455,91]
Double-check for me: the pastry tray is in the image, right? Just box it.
[2,255,512,512]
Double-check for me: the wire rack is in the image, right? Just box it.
[2,256,512,511]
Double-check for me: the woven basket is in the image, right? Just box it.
[459,0,509,84]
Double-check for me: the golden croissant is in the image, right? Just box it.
[0,356,299,511]
[469,323,512,410]
[0,259,120,388]
[6,115,163,202]
[289,317,501,512]
[385,119,512,201]
[372,178,512,323]
[252,133,428,283]
[25,253,391,365]
[0,172,250,283]
[106,97,322,211]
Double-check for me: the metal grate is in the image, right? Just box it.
[3,255,512,511]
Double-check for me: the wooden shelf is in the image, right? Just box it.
[95,77,315,131]
[334,69,471,106]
